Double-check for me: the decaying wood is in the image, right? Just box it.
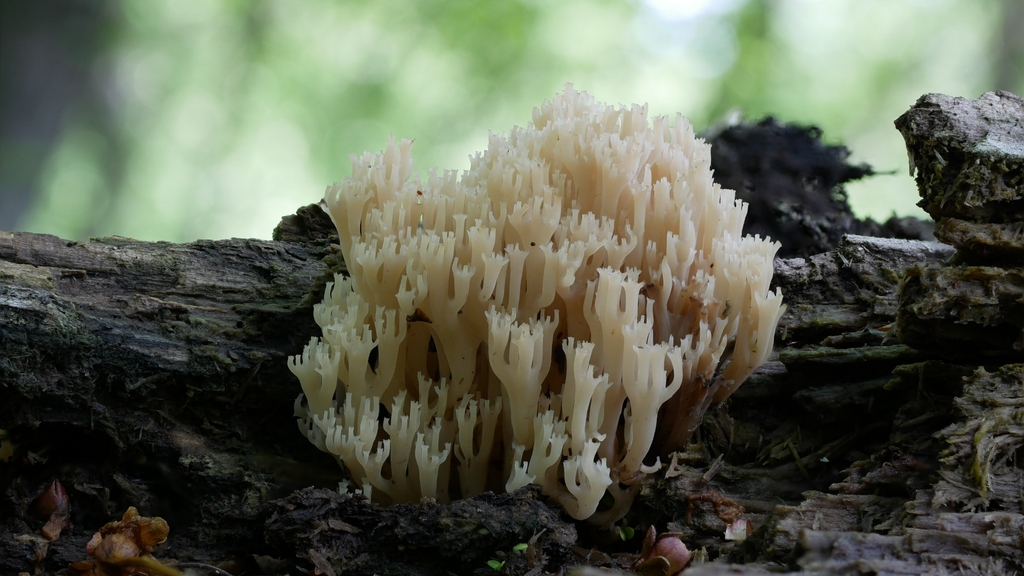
[0,233,339,571]
[2,90,1023,576]
[0,229,990,575]
[894,91,1024,223]
[263,486,579,576]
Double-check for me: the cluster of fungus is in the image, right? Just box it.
[290,85,785,524]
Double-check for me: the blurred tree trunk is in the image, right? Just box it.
[0,0,119,234]
[995,0,1024,93]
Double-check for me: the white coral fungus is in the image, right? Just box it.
[290,85,785,524]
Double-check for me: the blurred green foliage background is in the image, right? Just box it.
[2,0,1022,242]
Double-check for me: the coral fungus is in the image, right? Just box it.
[290,85,784,523]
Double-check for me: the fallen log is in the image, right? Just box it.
[0,228,969,575]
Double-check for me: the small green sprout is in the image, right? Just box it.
[618,524,635,541]
[513,542,529,553]
[487,559,505,571]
